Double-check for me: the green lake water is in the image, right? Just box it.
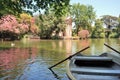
[0,39,120,80]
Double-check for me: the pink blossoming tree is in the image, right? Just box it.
[0,14,39,40]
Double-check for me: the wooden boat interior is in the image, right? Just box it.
[67,53,120,80]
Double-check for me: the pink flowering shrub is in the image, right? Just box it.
[0,15,30,34]
[0,15,29,40]
[0,14,39,40]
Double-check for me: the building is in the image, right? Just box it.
[64,17,72,39]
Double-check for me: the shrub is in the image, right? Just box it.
[110,32,118,38]
[99,33,105,38]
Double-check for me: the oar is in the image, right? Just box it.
[48,46,90,69]
[49,68,60,79]
[104,43,120,54]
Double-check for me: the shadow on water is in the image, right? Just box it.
[0,39,120,80]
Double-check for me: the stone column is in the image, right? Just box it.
[65,17,72,39]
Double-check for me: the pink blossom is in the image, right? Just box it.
[0,14,38,36]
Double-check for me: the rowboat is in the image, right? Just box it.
[67,53,120,80]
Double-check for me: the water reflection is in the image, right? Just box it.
[0,39,120,80]
[0,47,38,80]
[64,40,72,56]
[90,39,106,55]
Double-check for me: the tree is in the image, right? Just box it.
[70,3,96,35]
[19,13,39,34]
[0,15,28,40]
[101,15,118,38]
[0,0,22,17]
[0,0,70,17]
[91,19,104,38]
[38,13,67,39]
[116,15,120,37]
[0,14,39,40]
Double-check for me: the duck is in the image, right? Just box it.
[11,42,15,47]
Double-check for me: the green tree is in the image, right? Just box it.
[0,0,70,17]
[117,15,120,37]
[0,0,21,17]
[19,13,39,34]
[101,15,118,38]
[91,19,104,38]
[38,13,67,39]
[70,3,96,34]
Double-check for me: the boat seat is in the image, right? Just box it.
[71,68,120,76]
[73,56,112,61]
[74,57,113,67]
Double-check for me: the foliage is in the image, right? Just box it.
[70,3,96,34]
[37,13,67,39]
[99,33,105,38]
[116,16,120,37]
[19,13,39,34]
[0,14,39,40]
[109,32,118,38]
[91,19,104,38]
[0,0,22,17]
[0,0,70,17]
[101,15,118,28]
[72,29,77,36]
[19,13,32,23]
[0,15,29,40]
[78,30,89,39]
[101,15,119,38]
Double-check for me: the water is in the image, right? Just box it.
[0,39,120,80]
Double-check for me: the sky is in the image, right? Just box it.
[70,0,120,18]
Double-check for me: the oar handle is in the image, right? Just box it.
[49,46,90,69]
[104,43,120,54]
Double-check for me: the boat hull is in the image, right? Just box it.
[67,53,120,80]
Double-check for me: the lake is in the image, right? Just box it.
[0,39,120,80]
